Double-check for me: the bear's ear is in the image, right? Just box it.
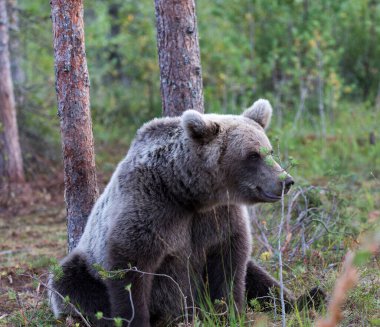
[242,99,273,129]
[182,110,220,142]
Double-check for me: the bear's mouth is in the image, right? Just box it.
[256,186,282,202]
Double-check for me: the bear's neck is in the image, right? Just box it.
[121,134,230,211]
[159,140,228,211]
[138,146,225,211]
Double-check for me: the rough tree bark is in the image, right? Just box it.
[50,0,98,253]
[154,0,204,116]
[0,0,24,186]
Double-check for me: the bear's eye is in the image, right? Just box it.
[248,152,260,160]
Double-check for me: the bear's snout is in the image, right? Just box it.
[283,176,294,193]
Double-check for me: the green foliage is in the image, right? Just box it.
[353,249,372,267]
[288,156,299,167]
[198,0,379,114]
[93,263,110,279]
[49,263,63,282]
[114,317,123,327]
[63,295,70,304]
[279,172,288,181]
[93,263,128,280]
[29,255,57,270]
[249,298,261,312]
[16,0,380,159]
[264,155,276,167]
[6,300,56,327]
[259,146,271,156]
[7,289,17,301]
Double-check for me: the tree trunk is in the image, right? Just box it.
[50,0,98,253]
[6,0,25,90]
[154,0,204,116]
[0,0,24,186]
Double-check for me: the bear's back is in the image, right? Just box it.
[76,170,124,266]
[76,116,185,265]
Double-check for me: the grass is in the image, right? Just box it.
[0,102,379,326]
[0,208,66,326]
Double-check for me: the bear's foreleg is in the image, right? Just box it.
[204,234,250,313]
[106,239,165,327]
[245,260,325,312]
[245,260,295,311]
[106,269,153,327]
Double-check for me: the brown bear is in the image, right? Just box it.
[49,99,322,326]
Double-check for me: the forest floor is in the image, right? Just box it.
[1,175,379,327]
[0,177,67,326]
[0,215,61,323]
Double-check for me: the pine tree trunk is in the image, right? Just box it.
[6,0,25,90]
[154,0,204,116]
[0,0,24,186]
[50,0,98,253]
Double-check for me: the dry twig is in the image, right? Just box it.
[278,182,286,327]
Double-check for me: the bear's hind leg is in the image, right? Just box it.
[48,250,111,321]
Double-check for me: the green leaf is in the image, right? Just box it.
[7,290,17,301]
[289,156,299,167]
[114,317,123,327]
[353,250,372,267]
[279,172,288,181]
[259,146,271,156]
[264,155,276,167]
[50,264,64,282]
[249,298,261,312]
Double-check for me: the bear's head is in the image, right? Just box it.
[182,99,294,205]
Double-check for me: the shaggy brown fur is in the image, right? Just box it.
[48,100,321,327]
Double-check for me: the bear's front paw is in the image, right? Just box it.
[296,286,326,311]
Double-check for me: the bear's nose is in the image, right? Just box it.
[284,176,295,190]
